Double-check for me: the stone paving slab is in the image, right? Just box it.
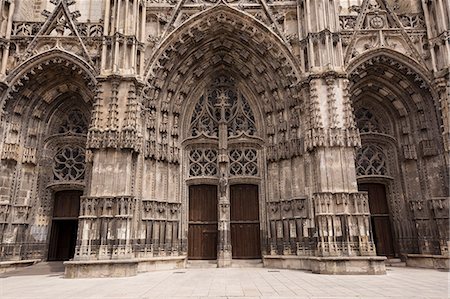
[0,264,448,299]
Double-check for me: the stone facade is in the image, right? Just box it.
[0,0,448,277]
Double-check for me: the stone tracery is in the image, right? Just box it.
[356,144,388,176]
[53,145,86,181]
[189,76,257,139]
[355,107,388,134]
[188,75,259,179]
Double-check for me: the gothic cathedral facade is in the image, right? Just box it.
[0,0,448,277]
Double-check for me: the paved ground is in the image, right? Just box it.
[0,262,448,299]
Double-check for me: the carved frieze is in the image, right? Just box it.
[268,197,308,221]
[304,127,360,151]
[141,200,181,221]
[314,192,370,216]
[80,196,136,219]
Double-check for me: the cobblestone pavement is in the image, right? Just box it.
[0,263,448,299]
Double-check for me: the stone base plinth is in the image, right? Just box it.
[406,254,450,270]
[64,256,187,278]
[137,256,186,273]
[263,255,386,275]
[0,259,41,274]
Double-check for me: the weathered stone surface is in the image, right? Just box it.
[0,0,448,278]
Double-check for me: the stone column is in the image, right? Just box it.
[0,0,15,81]
[421,0,450,166]
[216,93,232,267]
[297,0,382,274]
[66,0,146,277]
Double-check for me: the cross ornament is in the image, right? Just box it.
[214,89,231,122]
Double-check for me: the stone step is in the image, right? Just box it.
[186,259,264,268]
[386,258,406,267]
[186,260,218,268]
[231,259,263,268]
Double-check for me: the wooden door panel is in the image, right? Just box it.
[230,184,259,221]
[359,183,389,214]
[359,183,395,257]
[230,184,261,259]
[372,217,395,257]
[49,190,81,261]
[189,185,217,222]
[231,223,261,258]
[53,190,82,218]
[188,185,218,259]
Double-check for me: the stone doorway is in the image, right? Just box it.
[359,183,395,258]
[230,184,261,259]
[48,190,81,261]
[188,185,218,260]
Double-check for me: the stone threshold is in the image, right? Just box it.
[263,255,387,275]
[406,254,450,270]
[63,256,187,278]
[0,259,41,274]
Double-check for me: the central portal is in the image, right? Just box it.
[185,75,262,264]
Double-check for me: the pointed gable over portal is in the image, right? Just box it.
[342,0,427,67]
[22,0,94,66]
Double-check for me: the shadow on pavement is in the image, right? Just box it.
[0,261,65,278]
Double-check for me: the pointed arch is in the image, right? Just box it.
[5,49,97,87]
[2,49,97,114]
[141,4,304,153]
[346,48,433,93]
[144,3,302,83]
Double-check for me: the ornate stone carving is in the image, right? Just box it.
[190,79,256,138]
[356,144,388,176]
[188,148,218,177]
[229,148,258,177]
[53,146,86,181]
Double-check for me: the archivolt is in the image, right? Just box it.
[145,4,302,82]
[346,48,433,89]
[348,50,441,138]
[142,3,303,126]
[1,49,97,113]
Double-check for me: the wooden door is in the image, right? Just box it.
[188,185,218,259]
[230,184,261,259]
[48,190,81,261]
[48,220,78,261]
[359,183,395,257]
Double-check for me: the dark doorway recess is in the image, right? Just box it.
[48,190,81,261]
[359,183,395,258]
[188,185,218,260]
[230,184,261,259]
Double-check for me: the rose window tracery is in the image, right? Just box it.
[53,146,86,181]
[356,144,388,176]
